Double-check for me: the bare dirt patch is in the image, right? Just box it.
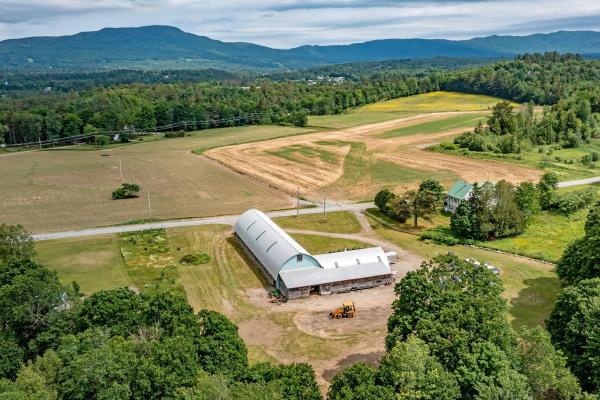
[238,318,284,347]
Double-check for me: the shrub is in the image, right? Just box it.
[592,151,600,162]
[112,183,141,200]
[179,253,211,265]
[581,154,593,166]
[95,135,111,146]
[419,226,469,246]
[553,187,596,214]
[165,130,185,138]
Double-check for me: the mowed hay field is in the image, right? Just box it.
[207,92,541,202]
[0,125,319,233]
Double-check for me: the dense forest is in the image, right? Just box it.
[1,53,599,147]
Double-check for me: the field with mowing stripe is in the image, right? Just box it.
[381,113,486,138]
[0,125,316,233]
[208,92,539,203]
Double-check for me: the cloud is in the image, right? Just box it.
[0,0,598,47]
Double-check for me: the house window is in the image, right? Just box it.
[297,254,303,262]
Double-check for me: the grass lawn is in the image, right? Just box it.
[290,233,370,254]
[35,235,133,295]
[434,139,600,181]
[274,211,362,234]
[381,113,486,138]
[367,216,560,330]
[0,125,297,233]
[481,208,588,263]
[366,208,450,234]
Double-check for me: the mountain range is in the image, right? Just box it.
[1,26,599,71]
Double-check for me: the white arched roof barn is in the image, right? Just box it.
[234,209,394,299]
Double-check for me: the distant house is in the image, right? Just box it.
[444,180,474,213]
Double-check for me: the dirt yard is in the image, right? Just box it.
[206,112,541,202]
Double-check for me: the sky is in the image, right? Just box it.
[0,0,599,48]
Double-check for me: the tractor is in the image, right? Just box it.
[328,301,356,319]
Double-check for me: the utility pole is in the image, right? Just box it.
[297,187,300,217]
[119,158,123,181]
[323,195,327,222]
[147,192,152,218]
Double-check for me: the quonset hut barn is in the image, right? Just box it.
[234,209,394,299]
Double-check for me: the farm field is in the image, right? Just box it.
[207,93,541,203]
[0,125,317,233]
[308,91,511,129]
[435,139,600,181]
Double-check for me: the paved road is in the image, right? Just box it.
[33,202,374,241]
[32,174,600,242]
[557,176,600,188]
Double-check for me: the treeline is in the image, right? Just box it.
[440,52,600,105]
[0,225,321,399]
[453,98,600,153]
[0,69,247,95]
[0,77,439,145]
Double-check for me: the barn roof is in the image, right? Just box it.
[279,262,392,289]
[313,247,389,270]
[234,209,311,280]
[447,180,473,200]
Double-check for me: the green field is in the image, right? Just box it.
[367,220,560,330]
[35,235,132,295]
[274,211,362,234]
[436,140,600,181]
[381,114,486,138]
[481,210,587,263]
[308,91,508,129]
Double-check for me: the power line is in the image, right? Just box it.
[4,105,342,149]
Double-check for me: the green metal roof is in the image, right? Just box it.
[447,180,473,200]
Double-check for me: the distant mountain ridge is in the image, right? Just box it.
[1,26,599,71]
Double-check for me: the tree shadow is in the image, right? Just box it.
[509,276,561,331]
[322,350,385,382]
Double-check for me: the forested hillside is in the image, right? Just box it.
[1,53,599,147]
[1,25,600,71]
